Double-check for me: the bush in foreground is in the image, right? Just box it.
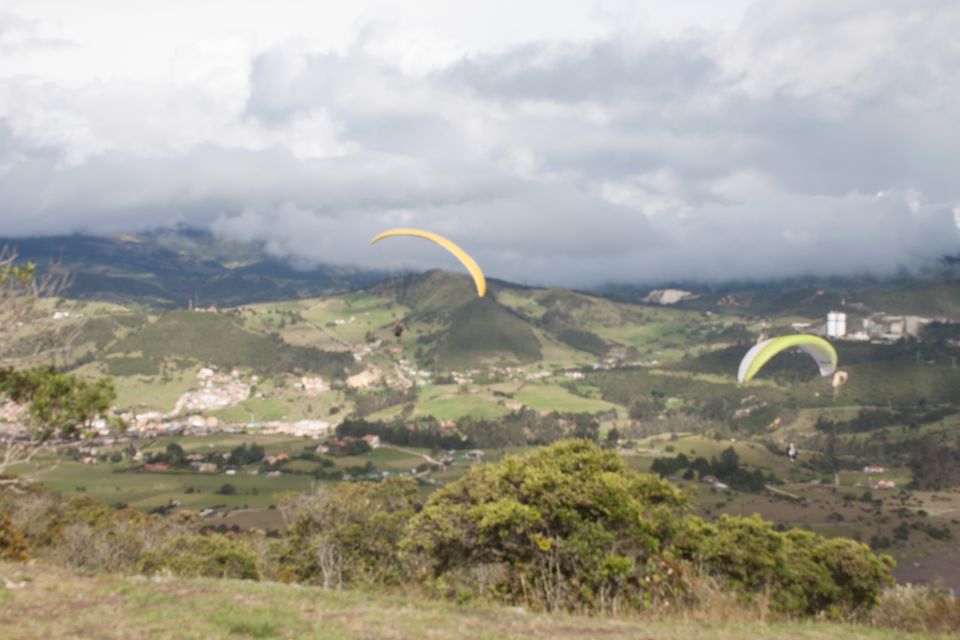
[402,440,895,617]
[139,533,259,580]
[0,440,903,622]
[277,477,418,588]
[0,509,28,561]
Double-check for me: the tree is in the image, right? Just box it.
[402,440,688,612]
[0,248,117,475]
[0,246,77,368]
[0,366,117,472]
[277,478,418,588]
[604,426,620,448]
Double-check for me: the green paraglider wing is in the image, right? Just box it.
[737,334,838,384]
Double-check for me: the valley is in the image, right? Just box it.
[5,259,960,592]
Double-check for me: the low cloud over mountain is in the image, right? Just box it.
[0,1,957,286]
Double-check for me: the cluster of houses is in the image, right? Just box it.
[862,464,897,490]
[823,311,935,342]
[140,449,294,476]
[317,434,381,454]
[172,368,252,414]
[297,376,329,396]
[260,420,333,437]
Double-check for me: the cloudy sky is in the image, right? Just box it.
[0,0,957,287]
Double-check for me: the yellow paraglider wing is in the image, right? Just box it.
[370,228,487,297]
[737,335,838,384]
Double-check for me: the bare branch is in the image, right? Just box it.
[0,244,84,368]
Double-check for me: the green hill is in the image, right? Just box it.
[1,229,384,308]
[88,310,357,378]
[386,269,479,321]
[427,296,542,368]
[373,271,547,368]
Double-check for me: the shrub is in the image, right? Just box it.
[139,533,259,580]
[278,477,419,589]
[868,584,960,633]
[403,440,895,617]
[0,483,66,549]
[217,483,237,496]
[0,510,27,561]
[402,440,688,613]
[675,514,894,616]
[50,517,145,572]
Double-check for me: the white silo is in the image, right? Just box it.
[826,311,846,337]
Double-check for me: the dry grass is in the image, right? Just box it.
[867,584,960,634]
[1,561,954,640]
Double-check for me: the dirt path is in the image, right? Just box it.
[381,444,443,467]
[764,484,803,500]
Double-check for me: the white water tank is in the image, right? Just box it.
[827,311,847,337]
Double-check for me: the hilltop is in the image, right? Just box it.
[1,562,942,640]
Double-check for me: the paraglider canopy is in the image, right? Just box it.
[370,228,486,297]
[737,334,838,384]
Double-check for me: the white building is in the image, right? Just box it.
[826,311,847,337]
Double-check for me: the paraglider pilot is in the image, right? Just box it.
[787,442,798,463]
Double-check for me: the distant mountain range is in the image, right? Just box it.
[3,228,960,319]
[0,228,388,308]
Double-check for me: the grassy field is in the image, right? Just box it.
[631,434,794,476]
[106,363,202,413]
[510,382,622,413]
[366,378,624,421]
[411,386,510,420]
[294,293,408,344]
[15,459,316,510]
[9,435,427,510]
[0,562,952,640]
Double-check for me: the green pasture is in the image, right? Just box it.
[137,433,310,455]
[210,395,299,423]
[296,293,407,344]
[775,406,867,435]
[332,446,426,472]
[9,435,427,511]
[527,327,595,366]
[631,434,795,477]
[107,365,201,413]
[510,382,621,414]
[412,385,509,420]
[12,460,314,510]
[838,468,912,489]
[494,288,547,320]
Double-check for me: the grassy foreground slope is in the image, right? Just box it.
[0,562,946,640]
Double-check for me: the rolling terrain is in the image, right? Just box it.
[0,229,385,308]
[4,241,960,591]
